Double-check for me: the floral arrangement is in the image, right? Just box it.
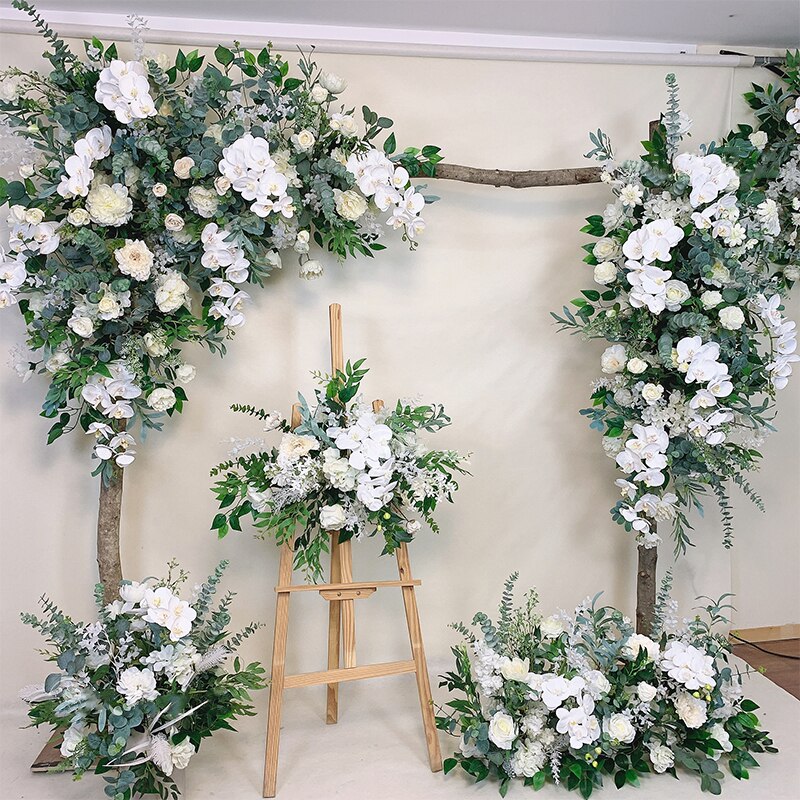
[0,2,442,477]
[210,359,468,579]
[437,574,775,798]
[20,560,265,799]
[554,59,800,554]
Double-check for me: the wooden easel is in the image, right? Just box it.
[262,303,442,797]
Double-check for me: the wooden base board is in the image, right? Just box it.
[730,624,800,644]
[30,732,67,772]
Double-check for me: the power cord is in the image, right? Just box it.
[729,632,800,661]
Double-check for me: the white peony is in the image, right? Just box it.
[147,387,176,412]
[86,182,132,226]
[601,344,627,374]
[487,711,517,750]
[649,744,675,773]
[278,433,319,462]
[637,681,658,702]
[173,157,195,179]
[176,363,196,384]
[117,666,158,705]
[0,74,23,102]
[593,261,617,284]
[188,185,219,218]
[333,189,368,221]
[622,633,660,661]
[60,720,89,758]
[45,351,70,373]
[115,239,153,281]
[319,503,347,530]
[119,580,148,604]
[674,691,708,728]
[155,271,190,313]
[719,305,745,330]
[319,71,347,94]
[603,712,636,744]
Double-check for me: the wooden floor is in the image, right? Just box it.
[732,638,800,700]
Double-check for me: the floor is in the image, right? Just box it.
[1,655,798,800]
[732,638,800,700]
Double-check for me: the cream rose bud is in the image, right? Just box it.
[310,84,328,103]
[593,237,619,261]
[603,713,636,744]
[143,332,168,357]
[68,315,94,338]
[626,357,648,374]
[152,182,168,197]
[601,343,627,374]
[641,383,664,405]
[637,682,658,703]
[67,207,90,226]
[487,711,517,750]
[319,71,347,94]
[719,305,745,330]
[499,656,530,682]
[593,261,617,284]
[333,189,368,221]
[188,186,219,218]
[748,131,768,151]
[147,387,176,412]
[115,239,154,281]
[173,156,195,179]
[319,503,347,530]
[540,615,564,638]
[164,213,185,231]
[701,290,723,309]
[214,176,231,196]
[176,363,196,384]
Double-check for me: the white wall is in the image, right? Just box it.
[1,32,798,703]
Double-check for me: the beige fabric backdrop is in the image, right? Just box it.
[0,32,798,702]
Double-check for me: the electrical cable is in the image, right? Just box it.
[730,632,800,661]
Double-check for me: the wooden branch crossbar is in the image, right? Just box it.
[432,162,601,188]
[262,304,442,797]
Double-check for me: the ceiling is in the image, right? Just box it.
[4,0,799,49]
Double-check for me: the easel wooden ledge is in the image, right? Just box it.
[262,303,442,797]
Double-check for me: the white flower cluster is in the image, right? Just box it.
[217,133,295,219]
[81,361,142,421]
[614,423,669,488]
[690,193,746,247]
[201,223,253,330]
[56,126,112,198]
[346,149,426,239]
[786,97,800,133]
[86,422,136,467]
[615,483,677,546]
[754,294,799,390]
[109,581,198,643]
[95,60,157,124]
[7,204,60,257]
[673,152,738,208]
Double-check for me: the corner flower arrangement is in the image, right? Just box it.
[554,60,800,554]
[437,574,775,798]
[0,2,442,476]
[210,359,469,580]
[20,561,265,799]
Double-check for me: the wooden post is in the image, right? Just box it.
[96,420,126,603]
[636,535,658,635]
[432,162,601,188]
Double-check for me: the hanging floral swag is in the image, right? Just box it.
[20,560,266,799]
[437,574,775,798]
[210,359,469,580]
[0,1,442,477]
[554,57,800,554]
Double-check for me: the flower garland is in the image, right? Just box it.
[554,60,800,554]
[438,574,775,798]
[20,561,265,798]
[0,2,442,477]
[210,360,469,580]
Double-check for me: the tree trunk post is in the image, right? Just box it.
[96,430,125,603]
[431,163,601,188]
[635,539,658,635]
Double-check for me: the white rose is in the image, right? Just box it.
[214,176,231,196]
[147,387,176,412]
[540,616,564,638]
[155,271,190,313]
[86,182,132,226]
[709,723,732,755]
[175,363,196,384]
[169,739,196,771]
[641,383,664,405]
[25,208,44,224]
[173,157,195,179]
[748,131,768,151]
[603,712,636,744]
[499,657,530,682]
[593,237,619,261]
[0,74,23,102]
[19,163,35,178]
[319,504,347,530]
[188,185,218,218]
[329,112,358,138]
[626,357,648,375]
[59,721,89,758]
[593,261,617,284]
[164,213,185,231]
[487,711,517,750]
[68,315,95,338]
[601,344,627,374]
[115,239,153,281]
[152,182,168,197]
[649,744,675,773]
[719,306,745,330]
[97,290,123,320]
[310,84,328,103]
[119,581,148,604]
[674,692,708,728]
[291,129,316,152]
[143,332,168,357]
[701,290,723,309]
[45,351,70,373]
[637,682,658,703]
[784,265,800,281]
[622,633,659,661]
[319,71,347,94]
[67,208,90,226]
[333,189,368,221]
[664,279,691,309]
